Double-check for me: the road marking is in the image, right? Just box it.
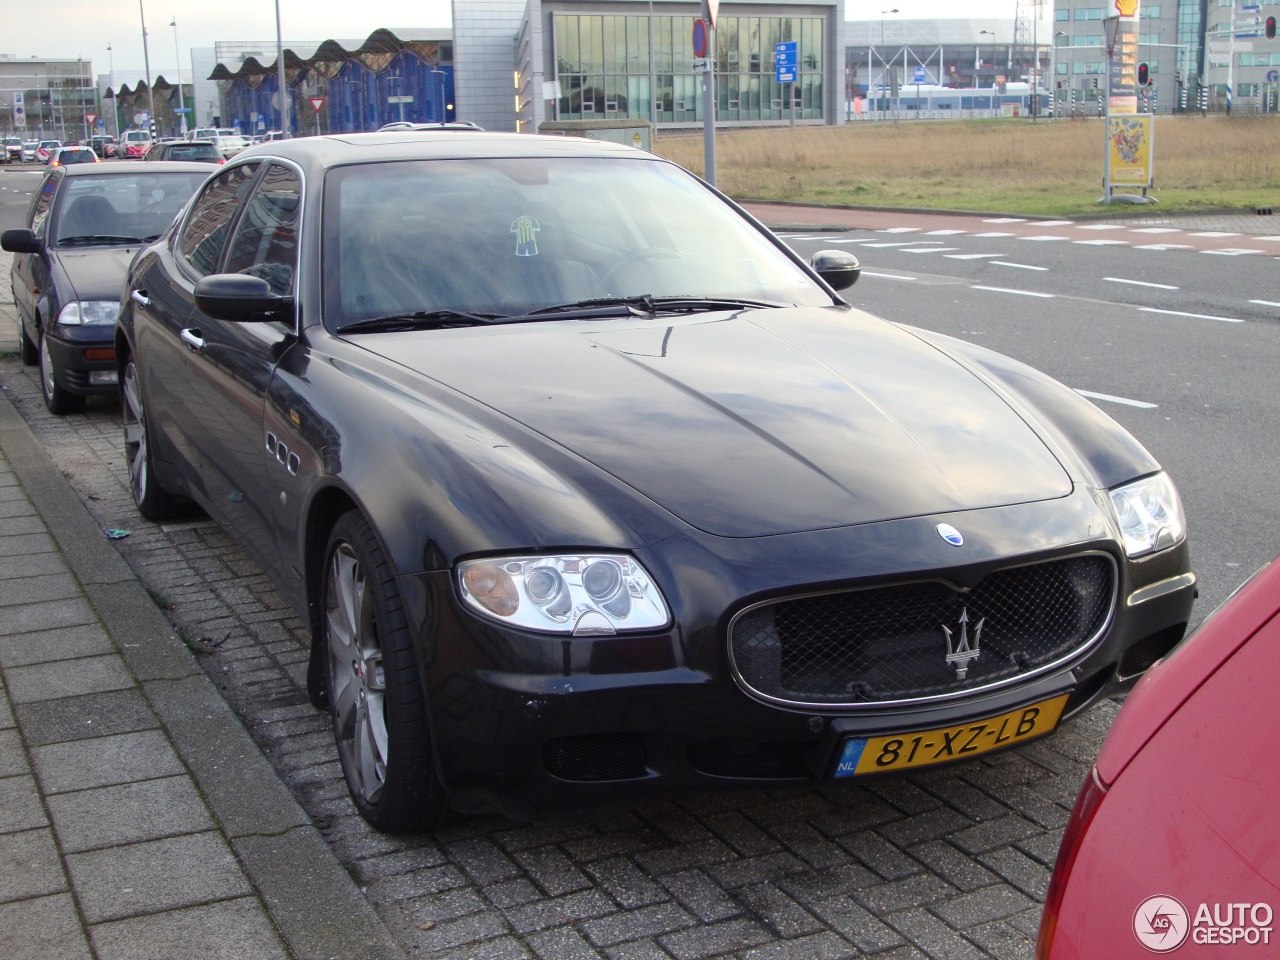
[881,227,922,233]
[1141,307,1244,323]
[924,229,967,235]
[1250,299,1280,307]
[1075,389,1158,409]
[780,234,839,240]
[813,238,866,243]
[983,217,1027,223]
[972,285,1055,298]
[1075,240,1129,246]
[974,231,1016,238]
[991,261,1048,271]
[1201,248,1264,256]
[861,241,922,248]
[901,247,960,254]
[1022,235,1070,242]
[1189,231,1240,238]
[945,253,1003,260]
[1134,243,1193,251]
[1104,277,1179,290]
[862,271,918,281]
[1131,227,1182,234]
[1078,224,1126,231]
[1037,220,1075,226]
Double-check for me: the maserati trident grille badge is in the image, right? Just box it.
[937,523,964,546]
[942,608,983,679]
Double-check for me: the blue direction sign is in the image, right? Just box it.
[775,41,797,83]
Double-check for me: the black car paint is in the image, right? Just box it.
[117,133,1195,824]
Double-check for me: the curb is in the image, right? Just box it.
[0,391,407,960]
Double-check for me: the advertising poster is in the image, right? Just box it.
[1107,114,1154,188]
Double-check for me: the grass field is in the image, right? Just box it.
[653,115,1280,216]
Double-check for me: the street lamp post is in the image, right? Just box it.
[138,0,157,137]
[879,8,898,119]
[275,0,290,137]
[1049,31,1066,116]
[170,18,186,136]
[107,43,117,138]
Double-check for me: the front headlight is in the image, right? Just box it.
[458,553,670,636]
[57,300,120,326]
[1109,472,1186,558]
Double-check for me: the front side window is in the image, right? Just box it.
[223,163,301,296]
[29,174,58,238]
[178,162,262,277]
[323,156,833,328]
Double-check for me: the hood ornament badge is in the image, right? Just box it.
[937,523,964,546]
[942,608,983,679]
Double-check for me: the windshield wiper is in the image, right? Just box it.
[525,296,785,317]
[59,235,150,246]
[337,309,510,334]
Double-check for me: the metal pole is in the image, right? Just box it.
[107,43,117,139]
[139,0,156,137]
[1103,44,1112,202]
[648,0,655,128]
[170,18,186,136]
[275,0,290,136]
[702,25,716,187]
[1226,12,1235,115]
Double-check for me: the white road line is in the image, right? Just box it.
[1131,227,1182,234]
[900,247,960,254]
[1141,307,1244,323]
[945,253,1003,260]
[1254,236,1280,242]
[1037,220,1075,226]
[1078,224,1126,231]
[1075,390,1158,409]
[1074,240,1129,246]
[781,235,838,240]
[974,231,1016,238]
[1134,243,1193,251]
[983,217,1027,223]
[1202,248,1264,256]
[1104,277,1179,290]
[1022,235,1070,242]
[860,241,921,248]
[991,261,1048,271]
[924,229,967,235]
[1189,231,1240,238]
[814,238,866,244]
[1249,299,1280,307]
[862,271,918,281]
[972,285,1055,298]
[881,227,922,233]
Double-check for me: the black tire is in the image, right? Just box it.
[322,511,450,832]
[39,329,85,415]
[121,358,192,521]
[19,323,37,366]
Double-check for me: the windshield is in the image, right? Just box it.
[323,156,831,328]
[53,172,209,246]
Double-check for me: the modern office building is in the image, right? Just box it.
[1,55,96,139]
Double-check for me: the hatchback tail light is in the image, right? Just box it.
[1036,766,1108,959]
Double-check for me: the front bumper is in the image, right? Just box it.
[45,327,118,397]
[406,492,1195,824]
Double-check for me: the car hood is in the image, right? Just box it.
[53,247,138,303]
[359,306,1074,538]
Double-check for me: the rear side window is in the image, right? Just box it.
[178,162,261,278]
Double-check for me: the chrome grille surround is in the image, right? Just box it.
[728,552,1118,710]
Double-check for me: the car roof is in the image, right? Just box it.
[235,131,646,170]
[57,159,216,176]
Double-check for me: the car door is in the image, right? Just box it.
[177,161,303,572]
[132,161,264,496]
[10,171,59,339]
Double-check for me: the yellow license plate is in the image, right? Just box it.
[834,694,1070,777]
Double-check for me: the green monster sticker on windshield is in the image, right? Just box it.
[511,215,540,257]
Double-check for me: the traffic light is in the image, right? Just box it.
[1266,16,1276,40]
[1137,62,1150,86]
[1093,78,1099,90]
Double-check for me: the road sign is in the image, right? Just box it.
[85,113,97,125]
[387,95,414,104]
[14,91,24,129]
[775,41,797,84]
[692,57,711,74]
[309,96,325,113]
[693,19,709,59]
[913,66,927,84]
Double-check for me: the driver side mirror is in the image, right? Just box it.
[1,228,41,254]
[195,274,294,323]
[811,250,860,291]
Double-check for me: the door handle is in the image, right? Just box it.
[180,328,206,351]
[130,289,151,307]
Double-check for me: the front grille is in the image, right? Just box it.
[543,733,647,782]
[730,555,1115,707]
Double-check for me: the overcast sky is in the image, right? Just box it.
[5,1,1020,79]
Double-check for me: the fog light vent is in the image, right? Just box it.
[543,733,646,782]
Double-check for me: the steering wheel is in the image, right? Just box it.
[598,247,681,288]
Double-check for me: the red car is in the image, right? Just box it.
[1038,559,1280,958]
